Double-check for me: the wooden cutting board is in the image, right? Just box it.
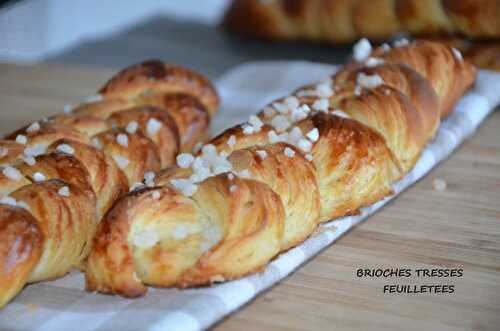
[1,63,499,331]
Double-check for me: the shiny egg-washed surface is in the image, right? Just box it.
[84,40,475,297]
[0,61,219,308]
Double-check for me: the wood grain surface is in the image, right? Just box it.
[1,63,499,331]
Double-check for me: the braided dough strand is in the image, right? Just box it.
[84,40,476,296]
[0,61,218,308]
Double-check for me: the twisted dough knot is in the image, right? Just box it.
[0,61,218,308]
[85,176,284,296]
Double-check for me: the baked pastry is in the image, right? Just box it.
[85,39,476,297]
[429,38,500,71]
[223,0,500,43]
[0,61,218,308]
[223,0,500,72]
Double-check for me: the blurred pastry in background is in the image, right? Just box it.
[465,43,500,72]
[222,0,500,71]
[404,38,500,72]
[223,0,500,42]
[432,38,500,71]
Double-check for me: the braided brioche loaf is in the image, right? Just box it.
[0,61,218,308]
[223,0,500,42]
[85,39,475,297]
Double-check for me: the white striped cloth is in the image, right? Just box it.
[1,62,499,331]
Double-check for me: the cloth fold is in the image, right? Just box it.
[1,62,499,331]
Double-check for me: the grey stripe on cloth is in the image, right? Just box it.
[0,62,499,331]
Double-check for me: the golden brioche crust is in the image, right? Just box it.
[5,122,88,146]
[46,139,129,218]
[157,142,320,251]
[107,106,180,168]
[210,123,275,154]
[16,153,97,209]
[229,143,320,250]
[179,176,284,287]
[84,39,475,298]
[85,176,284,295]
[72,98,135,119]
[0,165,31,197]
[1,41,476,304]
[135,93,211,151]
[92,129,161,185]
[0,205,43,308]
[99,60,219,116]
[375,40,476,118]
[0,140,24,166]
[0,61,217,308]
[298,112,400,220]
[332,85,426,173]
[10,180,96,282]
[48,114,111,137]
[334,62,440,140]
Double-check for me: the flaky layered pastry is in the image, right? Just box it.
[84,39,475,297]
[0,61,218,308]
[86,176,284,296]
